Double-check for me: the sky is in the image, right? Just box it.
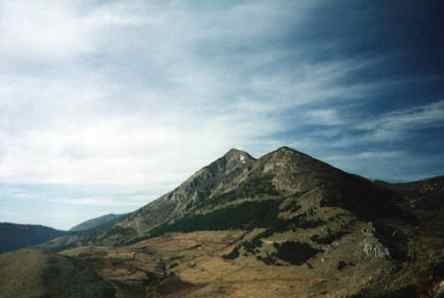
[1,0,443,230]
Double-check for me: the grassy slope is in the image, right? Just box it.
[0,249,115,298]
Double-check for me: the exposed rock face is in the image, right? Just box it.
[434,281,444,298]
[362,238,390,258]
[108,148,256,240]
[258,146,345,194]
[361,223,390,258]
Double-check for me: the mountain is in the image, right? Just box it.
[70,213,124,232]
[103,148,258,242]
[91,146,398,246]
[9,147,444,297]
[0,223,65,253]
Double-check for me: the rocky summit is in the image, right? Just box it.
[2,146,444,298]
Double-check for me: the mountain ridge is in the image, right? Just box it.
[70,213,125,232]
[55,147,402,247]
[0,222,65,253]
[29,146,444,297]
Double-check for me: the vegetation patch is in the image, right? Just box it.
[279,199,302,213]
[257,254,281,265]
[273,214,324,233]
[0,223,65,253]
[198,174,279,210]
[236,174,279,197]
[311,230,349,245]
[148,200,281,238]
[242,239,263,254]
[223,238,264,260]
[272,241,321,265]
[348,285,417,298]
[223,246,241,260]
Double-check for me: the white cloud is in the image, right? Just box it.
[379,100,444,130]
[52,196,141,207]
[357,99,444,142]
[0,0,146,62]
[0,0,399,188]
[305,109,343,125]
[2,0,440,229]
[0,1,91,60]
[325,150,405,162]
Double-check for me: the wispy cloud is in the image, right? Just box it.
[1,1,443,228]
[52,196,143,207]
[360,100,444,135]
[325,150,406,163]
[0,1,145,62]
[305,109,344,126]
[0,0,381,187]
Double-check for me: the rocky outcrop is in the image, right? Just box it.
[434,282,444,298]
[361,223,390,258]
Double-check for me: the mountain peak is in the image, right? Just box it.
[268,146,313,161]
[275,146,306,155]
[255,146,345,193]
[224,148,255,165]
[276,145,293,152]
[225,148,249,156]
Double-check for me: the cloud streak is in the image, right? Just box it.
[1,0,443,228]
[360,100,444,134]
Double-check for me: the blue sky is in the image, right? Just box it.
[1,0,443,229]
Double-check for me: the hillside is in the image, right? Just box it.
[0,249,114,298]
[70,213,124,232]
[0,223,65,253]
[11,147,444,297]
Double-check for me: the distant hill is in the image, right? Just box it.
[0,223,65,253]
[70,214,124,232]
